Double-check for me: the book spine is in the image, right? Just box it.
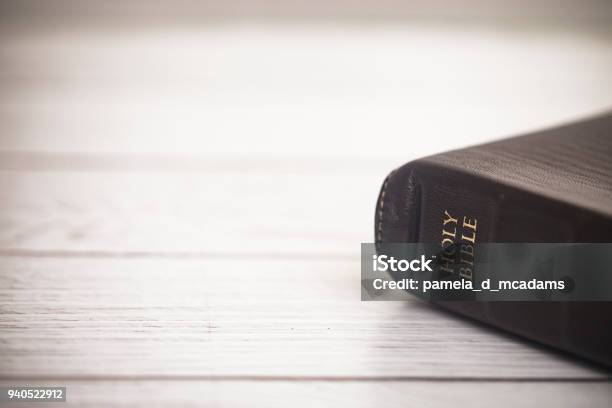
[375,159,612,366]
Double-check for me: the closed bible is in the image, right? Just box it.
[375,113,612,366]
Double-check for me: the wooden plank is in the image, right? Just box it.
[0,168,385,255]
[1,380,612,408]
[0,256,606,379]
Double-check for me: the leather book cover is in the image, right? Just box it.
[375,113,612,366]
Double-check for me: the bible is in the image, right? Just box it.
[375,112,612,367]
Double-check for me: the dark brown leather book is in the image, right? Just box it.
[375,112,612,367]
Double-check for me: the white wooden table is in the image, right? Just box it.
[1,20,611,406]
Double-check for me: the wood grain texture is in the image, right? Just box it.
[0,256,607,379]
[2,380,612,408]
[0,168,384,256]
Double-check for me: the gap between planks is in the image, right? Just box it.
[1,374,611,383]
[0,249,355,261]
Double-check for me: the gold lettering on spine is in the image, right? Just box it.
[443,210,459,226]
[461,216,477,243]
[439,210,478,280]
[459,267,473,279]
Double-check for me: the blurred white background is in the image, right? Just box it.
[1,0,612,161]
